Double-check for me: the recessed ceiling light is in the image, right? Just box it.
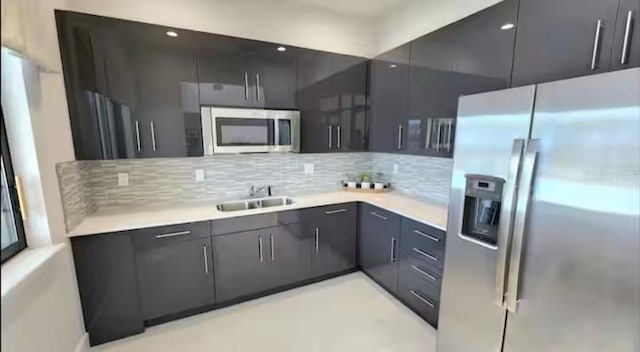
[500,23,515,30]
[166,31,178,37]
[277,46,287,52]
[389,64,397,68]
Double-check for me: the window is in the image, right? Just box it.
[1,108,27,263]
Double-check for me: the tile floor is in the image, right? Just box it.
[92,272,437,352]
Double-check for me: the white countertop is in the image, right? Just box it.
[67,191,449,237]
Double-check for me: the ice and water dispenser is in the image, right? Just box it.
[461,175,505,247]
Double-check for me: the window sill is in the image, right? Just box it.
[1,244,65,300]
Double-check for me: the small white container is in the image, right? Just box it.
[347,181,357,188]
[374,182,385,190]
[360,182,371,189]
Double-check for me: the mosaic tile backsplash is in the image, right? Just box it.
[56,153,453,231]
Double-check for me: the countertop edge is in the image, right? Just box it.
[67,192,448,237]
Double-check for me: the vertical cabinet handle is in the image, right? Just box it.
[425,119,433,150]
[203,245,209,274]
[390,237,397,263]
[244,72,249,100]
[255,73,261,101]
[591,19,604,70]
[328,126,333,149]
[436,120,442,151]
[621,11,634,64]
[337,125,342,149]
[314,227,319,252]
[258,236,264,263]
[269,234,275,260]
[150,121,157,151]
[135,121,141,151]
[397,124,403,149]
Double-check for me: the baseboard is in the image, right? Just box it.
[74,333,89,352]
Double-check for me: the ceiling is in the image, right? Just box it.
[289,0,412,18]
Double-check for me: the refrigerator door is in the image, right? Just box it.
[503,68,640,352]
[437,86,536,352]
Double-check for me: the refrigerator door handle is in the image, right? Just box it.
[506,139,540,313]
[494,138,526,307]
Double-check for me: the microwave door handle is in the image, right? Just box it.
[494,138,525,307]
[506,139,540,313]
[274,117,280,147]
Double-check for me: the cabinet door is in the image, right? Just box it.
[332,55,368,152]
[250,42,298,109]
[106,21,202,158]
[611,0,640,70]
[369,44,411,152]
[267,224,312,287]
[71,233,144,346]
[135,236,215,320]
[297,49,334,152]
[197,34,255,107]
[312,207,357,277]
[358,204,400,293]
[212,229,272,302]
[512,0,620,86]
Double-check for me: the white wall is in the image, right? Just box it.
[375,0,501,55]
[1,245,87,352]
[67,0,377,57]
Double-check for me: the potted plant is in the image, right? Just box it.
[343,173,357,188]
[359,172,372,189]
[373,172,386,190]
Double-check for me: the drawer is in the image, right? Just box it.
[213,213,279,235]
[398,250,443,290]
[398,278,439,327]
[400,219,445,269]
[133,222,211,248]
[359,203,401,234]
[278,202,357,224]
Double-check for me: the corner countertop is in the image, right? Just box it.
[67,191,449,237]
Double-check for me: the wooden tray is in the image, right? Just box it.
[342,184,392,193]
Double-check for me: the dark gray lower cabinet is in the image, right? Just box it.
[311,206,357,277]
[358,204,401,293]
[134,224,215,320]
[268,223,313,288]
[212,229,273,302]
[71,232,144,346]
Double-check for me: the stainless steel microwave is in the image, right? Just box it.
[201,107,300,154]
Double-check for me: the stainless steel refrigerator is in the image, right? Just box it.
[438,68,640,352]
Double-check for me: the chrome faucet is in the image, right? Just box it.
[249,185,272,197]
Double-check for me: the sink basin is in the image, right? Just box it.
[216,197,294,212]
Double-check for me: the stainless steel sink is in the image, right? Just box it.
[216,196,294,212]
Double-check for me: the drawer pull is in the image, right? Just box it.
[325,209,348,215]
[414,229,440,242]
[411,265,438,281]
[155,230,191,239]
[370,211,388,221]
[413,247,439,262]
[410,290,435,308]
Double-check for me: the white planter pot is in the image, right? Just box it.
[374,182,385,190]
[347,182,357,188]
[360,182,371,189]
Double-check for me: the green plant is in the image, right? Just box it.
[359,172,371,183]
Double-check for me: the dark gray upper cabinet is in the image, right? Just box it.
[133,223,215,320]
[358,204,401,293]
[406,0,517,157]
[311,205,358,277]
[611,0,640,70]
[297,50,368,153]
[197,34,297,109]
[71,232,144,346]
[511,0,620,86]
[368,43,411,153]
[56,11,202,160]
